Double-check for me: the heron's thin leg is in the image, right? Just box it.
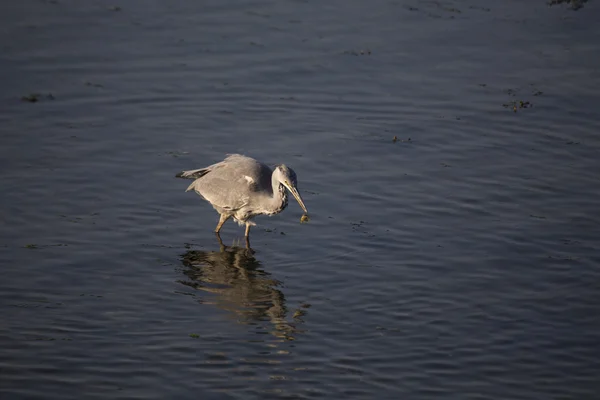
[245,236,251,250]
[215,214,230,233]
[244,222,251,238]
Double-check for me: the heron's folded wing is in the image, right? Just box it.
[188,176,251,210]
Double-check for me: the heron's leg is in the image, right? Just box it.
[244,222,251,238]
[215,214,230,233]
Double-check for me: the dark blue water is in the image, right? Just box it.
[1,0,600,398]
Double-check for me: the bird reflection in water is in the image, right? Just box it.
[178,236,300,341]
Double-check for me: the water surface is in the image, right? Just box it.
[1,0,600,398]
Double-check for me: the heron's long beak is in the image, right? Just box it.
[286,184,308,214]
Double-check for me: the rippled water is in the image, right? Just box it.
[2,0,600,398]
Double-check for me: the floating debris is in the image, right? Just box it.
[189,333,200,339]
[562,239,580,245]
[469,6,491,11]
[24,244,38,249]
[343,49,372,56]
[21,93,39,102]
[503,100,531,112]
[85,81,104,88]
[548,0,588,10]
[164,150,189,158]
[21,93,54,102]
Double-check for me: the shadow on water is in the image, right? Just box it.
[178,239,301,341]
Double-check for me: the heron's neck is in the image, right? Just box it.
[266,175,288,215]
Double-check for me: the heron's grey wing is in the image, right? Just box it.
[224,154,272,189]
[219,155,273,194]
[187,155,272,210]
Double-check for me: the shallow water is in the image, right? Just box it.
[1,0,600,398]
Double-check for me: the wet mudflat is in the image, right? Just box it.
[1,0,599,399]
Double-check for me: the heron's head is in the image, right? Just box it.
[275,164,308,214]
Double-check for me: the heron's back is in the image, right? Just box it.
[186,155,273,211]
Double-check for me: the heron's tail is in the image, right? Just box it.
[175,168,210,180]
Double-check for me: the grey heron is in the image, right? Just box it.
[176,154,308,240]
